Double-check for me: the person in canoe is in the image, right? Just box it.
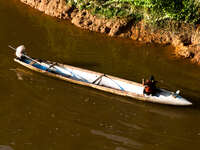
[142,76,157,95]
[16,45,26,59]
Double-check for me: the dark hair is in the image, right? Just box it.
[150,75,154,81]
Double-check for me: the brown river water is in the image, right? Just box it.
[0,0,200,150]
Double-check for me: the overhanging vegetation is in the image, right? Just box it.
[66,0,200,25]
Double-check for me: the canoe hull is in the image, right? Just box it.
[14,58,192,106]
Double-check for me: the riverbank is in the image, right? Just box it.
[19,0,200,64]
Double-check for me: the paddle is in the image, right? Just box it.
[9,45,73,77]
[8,45,39,64]
[8,45,17,51]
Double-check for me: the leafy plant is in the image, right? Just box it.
[66,0,200,25]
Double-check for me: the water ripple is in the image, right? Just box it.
[118,120,143,131]
[0,145,14,150]
[91,129,143,149]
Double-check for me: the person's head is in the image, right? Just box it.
[150,75,154,81]
[16,45,26,58]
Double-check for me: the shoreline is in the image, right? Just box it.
[19,0,200,65]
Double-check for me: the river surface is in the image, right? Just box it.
[0,0,200,150]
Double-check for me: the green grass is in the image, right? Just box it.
[66,0,200,25]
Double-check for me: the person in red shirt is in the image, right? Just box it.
[143,76,157,95]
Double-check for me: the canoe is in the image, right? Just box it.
[13,51,192,106]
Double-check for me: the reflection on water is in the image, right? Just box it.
[0,0,200,150]
[0,145,14,150]
[91,129,143,149]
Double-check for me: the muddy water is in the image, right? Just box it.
[0,0,200,150]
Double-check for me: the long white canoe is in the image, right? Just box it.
[13,52,192,106]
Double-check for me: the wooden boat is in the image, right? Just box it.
[11,45,192,106]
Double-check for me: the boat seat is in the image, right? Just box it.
[46,62,57,71]
[92,74,105,85]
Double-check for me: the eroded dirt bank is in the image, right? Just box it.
[20,0,200,64]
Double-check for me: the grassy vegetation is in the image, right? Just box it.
[66,0,200,25]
